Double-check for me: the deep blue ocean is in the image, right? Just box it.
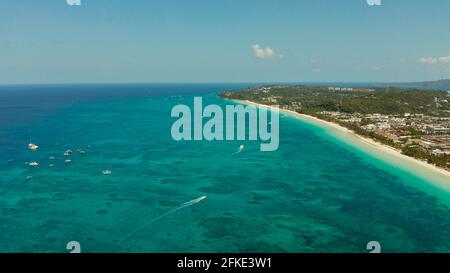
[0,83,449,253]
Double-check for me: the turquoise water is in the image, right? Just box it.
[0,84,450,253]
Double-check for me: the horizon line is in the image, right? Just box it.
[0,79,449,87]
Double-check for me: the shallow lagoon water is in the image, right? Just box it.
[0,84,450,253]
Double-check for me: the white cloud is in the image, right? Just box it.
[252,44,282,59]
[419,55,450,64]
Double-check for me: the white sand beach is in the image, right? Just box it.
[231,99,450,191]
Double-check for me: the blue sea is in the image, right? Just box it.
[0,83,449,253]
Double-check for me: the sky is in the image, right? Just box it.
[0,0,449,84]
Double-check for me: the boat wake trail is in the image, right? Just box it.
[124,196,207,240]
[230,144,245,156]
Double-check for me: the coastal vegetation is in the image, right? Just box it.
[220,85,450,171]
[220,85,450,116]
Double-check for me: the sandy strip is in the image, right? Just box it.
[230,99,450,184]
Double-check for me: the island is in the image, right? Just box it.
[220,85,450,172]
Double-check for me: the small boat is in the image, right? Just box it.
[102,170,112,175]
[49,164,55,167]
[49,156,55,160]
[64,150,73,156]
[29,162,39,167]
[65,159,72,164]
[28,143,39,151]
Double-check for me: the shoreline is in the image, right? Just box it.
[230,99,450,187]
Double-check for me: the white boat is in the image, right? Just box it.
[65,159,72,164]
[28,143,39,151]
[64,150,73,156]
[102,170,112,175]
[29,162,39,167]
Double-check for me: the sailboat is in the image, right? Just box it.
[28,137,39,151]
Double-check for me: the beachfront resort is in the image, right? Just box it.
[220,85,450,171]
